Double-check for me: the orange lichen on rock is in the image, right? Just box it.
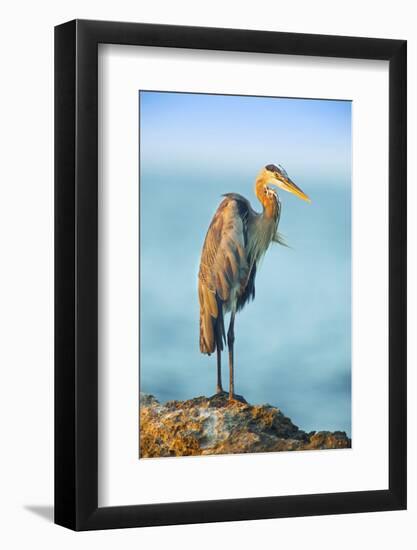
[139,393,351,458]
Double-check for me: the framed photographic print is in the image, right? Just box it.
[55,20,407,530]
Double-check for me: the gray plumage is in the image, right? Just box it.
[198,192,282,355]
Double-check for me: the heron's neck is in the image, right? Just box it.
[254,171,279,220]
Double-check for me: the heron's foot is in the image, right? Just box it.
[209,389,228,400]
[228,392,247,404]
[208,391,247,407]
[216,386,225,395]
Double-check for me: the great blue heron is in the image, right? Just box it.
[198,163,310,401]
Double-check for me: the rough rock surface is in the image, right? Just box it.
[139,393,351,458]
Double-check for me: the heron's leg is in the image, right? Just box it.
[227,311,236,401]
[216,345,223,394]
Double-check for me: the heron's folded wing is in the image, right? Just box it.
[199,197,249,301]
[198,197,249,354]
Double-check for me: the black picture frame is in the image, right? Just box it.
[55,19,407,531]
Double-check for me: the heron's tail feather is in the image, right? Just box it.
[199,284,225,355]
[200,310,215,354]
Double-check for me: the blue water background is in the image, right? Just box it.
[139,92,351,436]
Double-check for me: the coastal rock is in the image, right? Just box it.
[139,393,351,458]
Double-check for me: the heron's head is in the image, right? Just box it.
[264,164,311,203]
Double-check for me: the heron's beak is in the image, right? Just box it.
[274,176,311,203]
